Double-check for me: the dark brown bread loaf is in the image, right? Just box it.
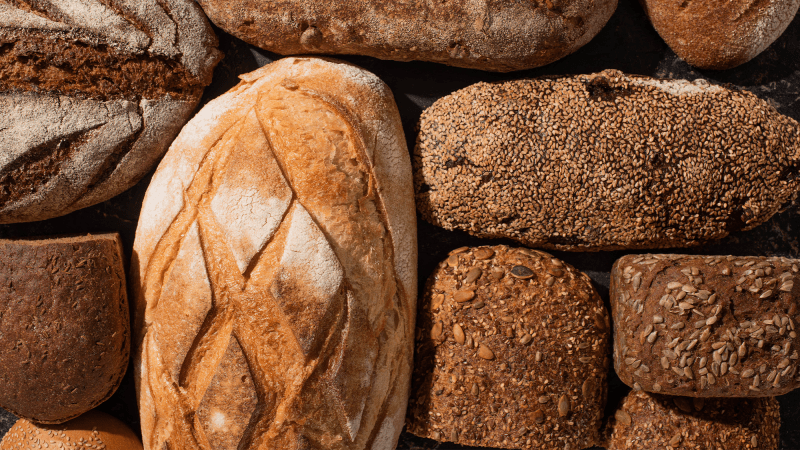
[414,70,800,251]
[611,254,800,398]
[195,0,617,72]
[606,391,780,450]
[0,234,129,424]
[641,0,800,70]
[406,245,610,449]
[0,0,222,223]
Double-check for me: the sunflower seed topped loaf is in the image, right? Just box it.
[406,245,610,449]
[196,0,617,72]
[414,70,800,251]
[641,0,800,70]
[611,254,800,398]
[0,0,221,223]
[606,391,780,450]
[132,57,416,450]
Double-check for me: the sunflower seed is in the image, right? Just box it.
[558,395,570,417]
[533,409,545,424]
[520,334,532,345]
[454,324,466,344]
[432,294,445,310]
[615,410,632,426]
[431,322,443,340]
[454,290,476,303]
[465,267,482,284]
[474,248,494,260]
[667,282,683,290]
[478,345,495,360]
[742,369,755,378]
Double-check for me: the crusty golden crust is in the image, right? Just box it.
[406,245,610,449]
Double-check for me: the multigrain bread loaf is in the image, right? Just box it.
[0,410,143,450]
[611,254,800,397]
[406,245,610,449]
[414,70,800,251]
[0,234,129,424]
[641,0,800,70]
[0,0,221,223]
[132,57,417,450]
[606,391,780,450]
[195,0,617,72]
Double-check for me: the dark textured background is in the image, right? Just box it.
[1,0,799,448]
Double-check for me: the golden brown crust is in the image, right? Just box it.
[414,70,800,251]
[0,411,143,450]
[641,0,800,70]
[606,391,780,450]
[0,234,129,424]
[611,254,800,397]
[406,245,610,449]
[196,0,617,72]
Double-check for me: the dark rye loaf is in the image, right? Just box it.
[611,254,800,398]
[0,0,221,223]
[195,0,617,72]
[406,245,610,450]
[414,70,800,251]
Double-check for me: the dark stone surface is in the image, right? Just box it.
[1,0,799,448]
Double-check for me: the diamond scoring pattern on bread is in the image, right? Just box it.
[132,58,416,450]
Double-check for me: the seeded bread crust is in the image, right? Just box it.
[414,70,800,251]
[641,0,800,70]
[0,234,129,424]
[0,0,222,224]
[0,410,143,450]
[606,391,780,450]
[611,254,800,398]
[406,245,610,450]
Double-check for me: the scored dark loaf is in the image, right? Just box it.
[414,70,800,251]
[611,254,800,398]
[0,0,221,223]
[406,245,610,450]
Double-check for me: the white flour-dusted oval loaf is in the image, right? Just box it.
[131,57,417,450]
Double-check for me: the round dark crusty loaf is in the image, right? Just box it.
[406,245,610,450]
[641,0,800,70]
[0,234,129,424]
[606,391,780,450]
[0,0,222,223]
[414,70,800,251]
[611,254,800,398]
[195,0,617,72]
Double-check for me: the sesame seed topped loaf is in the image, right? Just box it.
[606,391,780,450]
[611,254,800,398]
[406,245,610,449]
[0,0,222,223]
[641,0,800,70]
[0,411,144,450]
[133,58,416,450]
[0,234,129,424]
[195,0,617,72]
[414,70,800,251]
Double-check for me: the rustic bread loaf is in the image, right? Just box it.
[406,245,610,449]
[0,0,222,223]
[132,57,416,450]
[641,0,800,70]
[0,410,143,450]
[606,391,780,450]
[0,234,129,424]
[611,254,800,397]
[195,0,617,72]
[415,70,800,251]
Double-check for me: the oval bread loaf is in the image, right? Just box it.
[641,0,800,70]
[195,0,617,72]
[414,70,800,251]
[406,245,610,449]
[611,254,800,397]
[0,0,221,223]
[606,391,780,450]
[132,57,417,450]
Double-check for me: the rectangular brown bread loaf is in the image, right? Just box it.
[611,254,799,397]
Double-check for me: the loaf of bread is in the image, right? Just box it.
[406,245,610,449]
[611,254,800,397]
[195,0,617,72]
[0,234,129,424]
[606,391,780,450]
[641,0,800,70]
[0,0,221,223]
[415,70,800,251]
[132,57,416,450]
[0,410,143,450]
